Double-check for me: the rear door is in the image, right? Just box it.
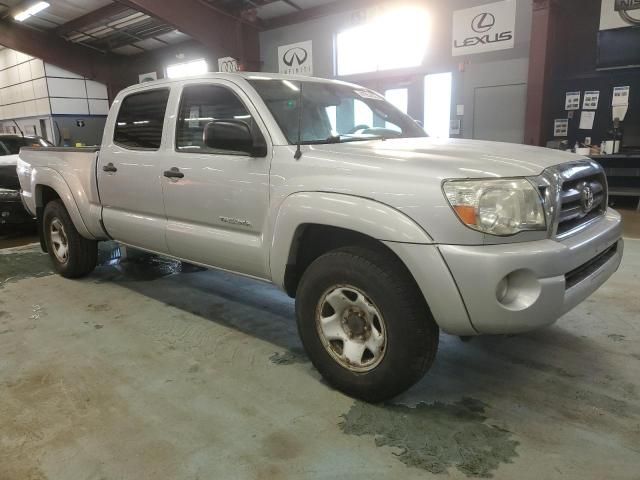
[159,81,272,279]
[97,88,171,253]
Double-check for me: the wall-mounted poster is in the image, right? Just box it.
[452,0,516,56]
[583,91,600,110]
[554,119,569,137]
[565,91,581,111]
[278,40,313,76]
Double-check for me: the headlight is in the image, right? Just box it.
[443,178,546,236]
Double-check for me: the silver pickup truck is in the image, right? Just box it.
[18,73,623,401]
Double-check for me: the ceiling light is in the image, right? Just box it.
[14,1,50,22]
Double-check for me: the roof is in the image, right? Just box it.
[119,72,360,95]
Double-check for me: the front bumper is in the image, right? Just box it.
[438,208,623,334]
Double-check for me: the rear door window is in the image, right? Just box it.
[114,89,170,150]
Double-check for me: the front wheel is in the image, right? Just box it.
[295,246,439,402]
[43,200,97,278]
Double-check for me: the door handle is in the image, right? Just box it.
[164,167,184,179]
[103,163,117,173]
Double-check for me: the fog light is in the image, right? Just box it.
[496,269,542,311]
[1,211,9,217]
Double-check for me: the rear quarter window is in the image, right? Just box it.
[114,89,170,150]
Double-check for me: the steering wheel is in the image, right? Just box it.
[347,124,370,134]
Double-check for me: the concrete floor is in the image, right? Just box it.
[0,225,639,479]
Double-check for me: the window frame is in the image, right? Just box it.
[174,82,268,157]
[113,87,171,152]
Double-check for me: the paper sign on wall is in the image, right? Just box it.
[452,0,516,56]
[579,111,596,130]
[565,91,581,110]
[612,85,630,106]
[583,91,600,110]
[554,119,569,137]
[278,40,313,76]
[218,57,239,73]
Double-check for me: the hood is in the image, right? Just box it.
[309,137,581,179]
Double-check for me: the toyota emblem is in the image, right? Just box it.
[579,183,595,213]
[471,12,496,33]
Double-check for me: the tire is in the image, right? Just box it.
[43,200,97,278]
[295,245,439,402]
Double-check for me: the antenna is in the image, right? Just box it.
[294,81,303,160]
[12,120,24,137]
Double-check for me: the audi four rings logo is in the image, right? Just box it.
[454,11,513,50]
[580,183,596,213]
[283,47,308,67]
[219,60,238,73]
[471,13,496,33]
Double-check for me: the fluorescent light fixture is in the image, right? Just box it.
[166,59,208,79]
[282,80,299,92]
[14,1,50,22]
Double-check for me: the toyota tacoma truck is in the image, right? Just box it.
[17,73,623,402]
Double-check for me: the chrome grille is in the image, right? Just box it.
[555,162,607,238]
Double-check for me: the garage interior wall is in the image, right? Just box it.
[259,0,533,142]
[0,47,108,146]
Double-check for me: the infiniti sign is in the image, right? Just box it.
[278,40,313,76]
[452,0,516,56]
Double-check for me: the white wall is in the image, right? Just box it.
[0,47,109,143]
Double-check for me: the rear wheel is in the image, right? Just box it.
[43,200,97,278]
[295,246,439,402]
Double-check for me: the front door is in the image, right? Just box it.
[97,88,171,253]
[160,81,272,279]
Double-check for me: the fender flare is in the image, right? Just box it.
[269,192,433,288]
[34,168,94,239]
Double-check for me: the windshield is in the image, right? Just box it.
[0,137,51,155]
[248,79,426,145]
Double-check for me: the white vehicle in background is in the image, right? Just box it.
[0,134,50,226]
[17,73,623,401]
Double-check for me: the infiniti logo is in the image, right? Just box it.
[471,12,496,33]
[283,47,308,67]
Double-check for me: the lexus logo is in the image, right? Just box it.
[283,47,308,67]
[579,183,595,213]
[471,12,496,33]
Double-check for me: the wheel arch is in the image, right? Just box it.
[34,176,94,248]
[270,192,433,297]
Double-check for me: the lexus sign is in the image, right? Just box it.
[452,0,516,56]
[278,40,313,76]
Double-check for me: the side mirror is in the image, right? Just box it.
[203,120,265,156]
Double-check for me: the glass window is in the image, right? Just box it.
[248,79,425,145]
[336,7,430,76]
[424,72,452,139]
[176,84,259,153]
[114,89,170,150]
[0,136,47,155]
